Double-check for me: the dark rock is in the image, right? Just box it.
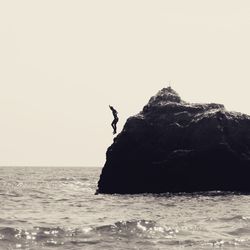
[97,87,250,194]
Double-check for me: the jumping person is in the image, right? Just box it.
[109,105,119,134]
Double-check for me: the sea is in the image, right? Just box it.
[0,167,250,250]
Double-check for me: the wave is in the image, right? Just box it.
[1,220,250,249]
[94,219,178,239]
[0,220,174,244]
[42,177,90,183]
[228,227,250,236]
[44,177,76,181]
[220,215,250,222]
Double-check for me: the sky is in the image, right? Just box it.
[0,0,250,167]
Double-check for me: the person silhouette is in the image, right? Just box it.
[109,105,119,134]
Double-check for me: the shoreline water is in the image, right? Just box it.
[1,167,250,249]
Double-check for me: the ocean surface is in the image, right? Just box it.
[1,167,250,250]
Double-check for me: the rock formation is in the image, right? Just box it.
[98,87,250,194]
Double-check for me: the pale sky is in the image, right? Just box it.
[0,0,250,166]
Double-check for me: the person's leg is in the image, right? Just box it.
[113,119,118,134]
[111,120,115,133]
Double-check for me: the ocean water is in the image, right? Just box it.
[0,167,250,250]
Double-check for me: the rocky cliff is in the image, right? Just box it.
[98,87,250,194]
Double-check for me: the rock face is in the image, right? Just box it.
[98,87,250,194]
